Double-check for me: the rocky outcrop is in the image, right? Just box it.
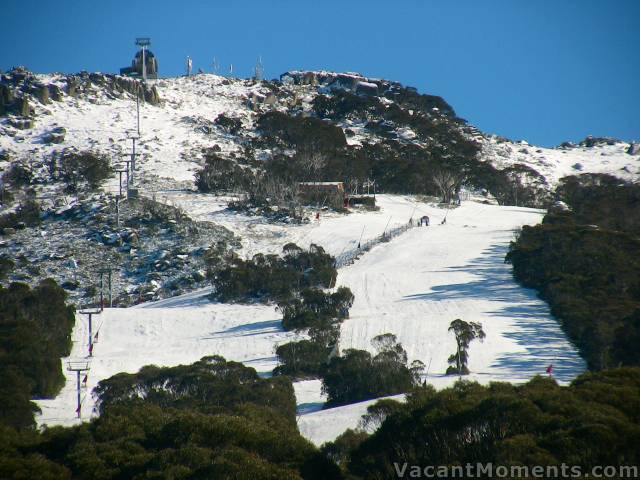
[43,127,66,144]
[0,69,162,118]
[627,143,640,156]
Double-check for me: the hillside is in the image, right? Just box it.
[0,67,633,444]
[1,68,638,300]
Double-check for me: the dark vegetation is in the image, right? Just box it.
[194,151,250,193]
[0,199,41,232]
[507,174,640,369]
[261,249,420,404]
[274,287,353,378]
[321,334,424,408]
[58,150,113,192]
[279,286,354,332]
[327,368,640,478]
[0,356,342,480]
[212,243,337,303]
[93,355,296,422]
[196,82,550,210]
[446,319,486,375]
[0,280,75,429]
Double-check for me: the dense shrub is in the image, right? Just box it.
[557,174,640,235]
[0,280,75,429]
[321,334,423,408]
[0,199,41,231]
[213,243,337,303]
[194,152,250,193]
[344,369,640,478]
[0,353,343,479]
[274,339,333,377]
[59,150,113,190]
[95,355,297,424]
[214,113,243,134]
[0,255,14,279]
[507,175,640,369]
[0,405,341,480]
[312,90,385,121]
[1,163,32,187]
[279,287,354,331]
[256,111,347,152]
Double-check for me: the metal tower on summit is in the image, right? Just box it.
[120,37,158,81]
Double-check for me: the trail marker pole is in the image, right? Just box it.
[383,216,392,237]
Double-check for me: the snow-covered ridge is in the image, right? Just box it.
[1,68,638,194]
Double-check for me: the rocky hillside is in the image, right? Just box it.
[1,67,638,304]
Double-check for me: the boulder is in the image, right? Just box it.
[49,84,64,101]
[144,85,161,105]
[36,84,51,104]
[43,126,66,144]
[9,117,33,129]
[627,143,640,156]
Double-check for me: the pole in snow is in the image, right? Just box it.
[67,361,90,418]
[79,309,100,357]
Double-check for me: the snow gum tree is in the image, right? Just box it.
[446,319,485,375]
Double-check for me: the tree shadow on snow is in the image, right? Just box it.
[204,319,283,339]
[401,244,586,383]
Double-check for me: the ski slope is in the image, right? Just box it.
[36,196,586,446]
[337,201,586,384]
[36,292,299,427]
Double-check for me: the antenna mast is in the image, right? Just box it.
[254,56,264,81]
[135,37,151,83]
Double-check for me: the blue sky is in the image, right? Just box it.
[3,0,639,147]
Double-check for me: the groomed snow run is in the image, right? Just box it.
[36,195,586,446]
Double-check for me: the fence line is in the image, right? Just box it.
[334,220,418,269]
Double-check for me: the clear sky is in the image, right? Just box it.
[3,0,639,147]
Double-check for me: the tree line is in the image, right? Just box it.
[507,174,640,369]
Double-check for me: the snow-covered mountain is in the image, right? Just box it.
[1,68,637,194]
[0,67,634,444]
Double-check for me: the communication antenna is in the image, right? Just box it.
[135,37,151,82]
[229,63,234,77]
[212,57,220,74]
[254,56,264,81]
[67,361,90,418]
[186,56,193,76]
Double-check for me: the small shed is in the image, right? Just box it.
[298,182,345,209]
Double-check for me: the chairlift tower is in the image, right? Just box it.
[79,309,101,357]
[67,361,90,418]
[135,37,151,82]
